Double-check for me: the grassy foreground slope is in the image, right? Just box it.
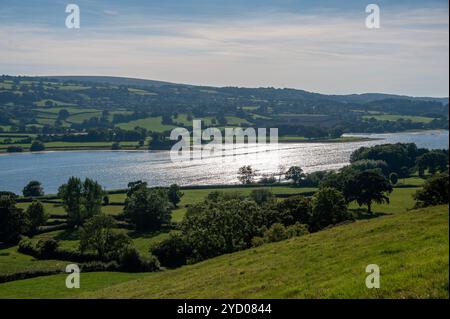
[1,205,447,298]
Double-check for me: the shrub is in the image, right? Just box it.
[263,223,287,242]
[414,171,449,208]
[168,184,183,207]
[0,196,29,244]
[37,238,59,259]
[79,214,131,259]
[181,198,264,261]
[150,234,192,268]
[80,261,120,272]
[22,181,45,197]
[26,201,48,233]
[251,222,309,247]
[18,237,36,256]
[6,145,23,153]
[389,172,399,185]
[275,196,312,226]
[285,222,309,238]
[311,187,351,231]
[30,140,45,152]
[124,187,172,231]
[251,236,266,247]
[119,246,160,272]
[258,174,277,184]
[111,142,122,150]
[250,189,274,205]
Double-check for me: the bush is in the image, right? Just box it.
[263,223,287,242]
[18,237,36,256]
[250,189,274,205]
[389,172,399,185]
[26,201,48,233]
[275,196,312,226]
[124,187,172,231]
[37,238,59,259]
[6,145,23,153]
[111,142,121,150]
[285,222,309,238]
[30,140,45,152]
[22,181,45,197]
[414,171,449,208]
[251,222,309,247]
[258,174,277,184]
[79,214,131,260]
[150,234,192,268]
[251,236,266,247]
[79,261,120,272]
[311,187,351,231]
[119,246,160,272]
[0,196,29,244]
[168,184,183,207]
[181,198,264,261]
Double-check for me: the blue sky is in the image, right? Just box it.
[0,0,448,96]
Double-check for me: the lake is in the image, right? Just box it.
[0,130,448,194]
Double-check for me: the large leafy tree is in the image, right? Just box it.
[0,196,29,243]
[237,165,256,184]
[58,177,83,226]
[347,171,393,214]
[168,184,184,207]
[26,201,48,234]
[79,214,131,259]
[181,198,264,261]
[311,187,350,231]
[22,180,44,197]
[416,151,448,176]
[81,178,104,218]
[285,166,306,186]
[275,195,313,227]
[58,177,104,227]
[414,171,449,208]
[125,187,172,231]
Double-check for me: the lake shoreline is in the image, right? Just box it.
[0,136,376,155]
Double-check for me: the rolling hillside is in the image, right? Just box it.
[0,205,447,299]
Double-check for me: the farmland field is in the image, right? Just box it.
[363,114,436,123]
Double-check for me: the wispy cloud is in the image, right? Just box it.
[0,5,448,96]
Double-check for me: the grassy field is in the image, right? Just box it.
[363,114,436,123]
[0,181,442,299]
[350,187,419,214]
[0,272,149,298]
[0,204,447,298]
[0,246,67,276]
[116,116,176,132]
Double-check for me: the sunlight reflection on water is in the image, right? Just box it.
[0,130,448,193]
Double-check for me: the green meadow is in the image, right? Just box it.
[0,204,447,299]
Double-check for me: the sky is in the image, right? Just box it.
[0,0,448,97]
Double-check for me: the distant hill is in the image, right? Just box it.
[42,76,179,88]
[43,76,448,104]
[330,93,449,105]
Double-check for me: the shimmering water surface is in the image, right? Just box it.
[0,130,448,194]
